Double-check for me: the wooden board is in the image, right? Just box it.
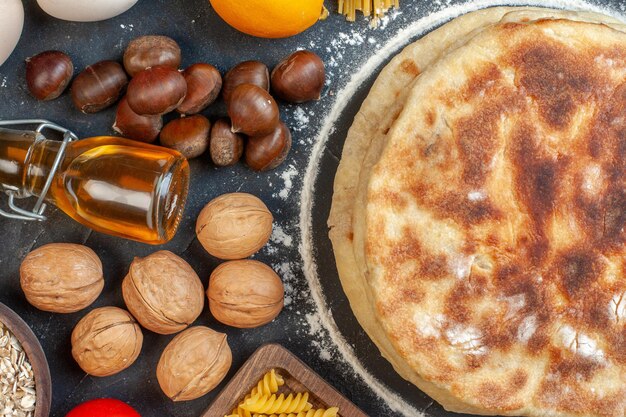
[203,343,369,417]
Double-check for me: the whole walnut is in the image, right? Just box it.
[122,251,204,335]
[157,326,232,401]
[196,193,273,260]
[20,243,104,313]
[71,307,143,377]
[208,260,284,328]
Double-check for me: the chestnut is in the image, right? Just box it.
[227,84,279,137]
[113,96,162,143]
[71,61,128,113]
[245,121,292,171]
[160,115,211,159]
[126,66,187,116]
[25,50,73,101]
[210,118,244,167]
[222,61,269,104]
[177,63,222,115]
[123,35,182,77]
[271,50,325,103]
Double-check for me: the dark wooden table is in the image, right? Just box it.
[0,1,622,417]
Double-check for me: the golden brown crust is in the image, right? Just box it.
[362,18,626,416]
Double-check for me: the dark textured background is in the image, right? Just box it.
[0,1,622,416]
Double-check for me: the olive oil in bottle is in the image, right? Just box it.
[0,127,189,244]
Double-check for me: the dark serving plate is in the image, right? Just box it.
[0,1,623,417]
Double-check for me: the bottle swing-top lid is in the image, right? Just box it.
[0,119,77,222]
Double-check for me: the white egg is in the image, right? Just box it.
[37,0,138,22]
[0,0,24,67]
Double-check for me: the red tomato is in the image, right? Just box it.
[66,399,141,417]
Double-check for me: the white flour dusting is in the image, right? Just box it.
[299,1,624,416]
[273,261,296,307]
[413,311,446,337]
[609,292,626,322]
[278,165,298,200]
[292,107,310,132]
[271,224,293,247]
[558,325,606,363]
[305,313,335,361]
[0,77,7,88]
[445,325,487,355]
[378,9,404,30]
[517,315,538,343]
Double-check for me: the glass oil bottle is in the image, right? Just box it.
[0,120,189,245]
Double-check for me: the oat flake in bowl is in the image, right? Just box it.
[0,321,36,416]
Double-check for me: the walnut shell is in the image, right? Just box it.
[20,243,104,313]
[122,251,204,335]
[195,193,273,260]
[71,307,143,377]
[208,260,284,328]
[157,326,232,401]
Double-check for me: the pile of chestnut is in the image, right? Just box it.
[24,35,325,171]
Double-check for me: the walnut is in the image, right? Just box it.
[196,193,273,260]
[71,307,143,377]
[20,243,104,313]
[122,250,205,335]
[207,260,284,328]
[157,326,232,401]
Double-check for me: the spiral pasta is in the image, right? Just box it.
[242,392,312,414]
[227,369,286,417]
[252,408,340,417]
[224,369,340,417]
[253,369,285,397]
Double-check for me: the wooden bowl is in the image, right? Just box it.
[0,302,51,417]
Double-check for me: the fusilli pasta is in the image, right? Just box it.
[252,407,340,417]
[242,392,312,414]
[224,369,340,417]
[226,369,285,417]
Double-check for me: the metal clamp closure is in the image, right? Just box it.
[0,119,77,222]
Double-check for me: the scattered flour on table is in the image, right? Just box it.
[432,0,455,8]
[273,261,297,307]
[270,224,293,247]
[0,77,7,88]
[298,1,625,416]
[292,107,310,132]
[306,313,334,361]
[378,9,404,30]
[285,105,314,145]
[333,31,366,47]
[120,23,134,31]
[275,165,299,200]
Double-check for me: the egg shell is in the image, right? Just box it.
[37,0,138,22]
[0,0,24,67]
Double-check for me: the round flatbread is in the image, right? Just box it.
[358,14,626,417]
[329,6,625,416]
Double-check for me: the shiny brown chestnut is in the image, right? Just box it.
[123,35,182,77]
[113,96,162,143]
[227,84,279,137]
[160,115,211,159]
[245,121,292,171]
[222,61,269,104]
[210,118,244,167]
[271,50,325,103]
[177,63,222,115]
[126,66,187,116]
[71,60,128,114]
[25,51,74,101]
